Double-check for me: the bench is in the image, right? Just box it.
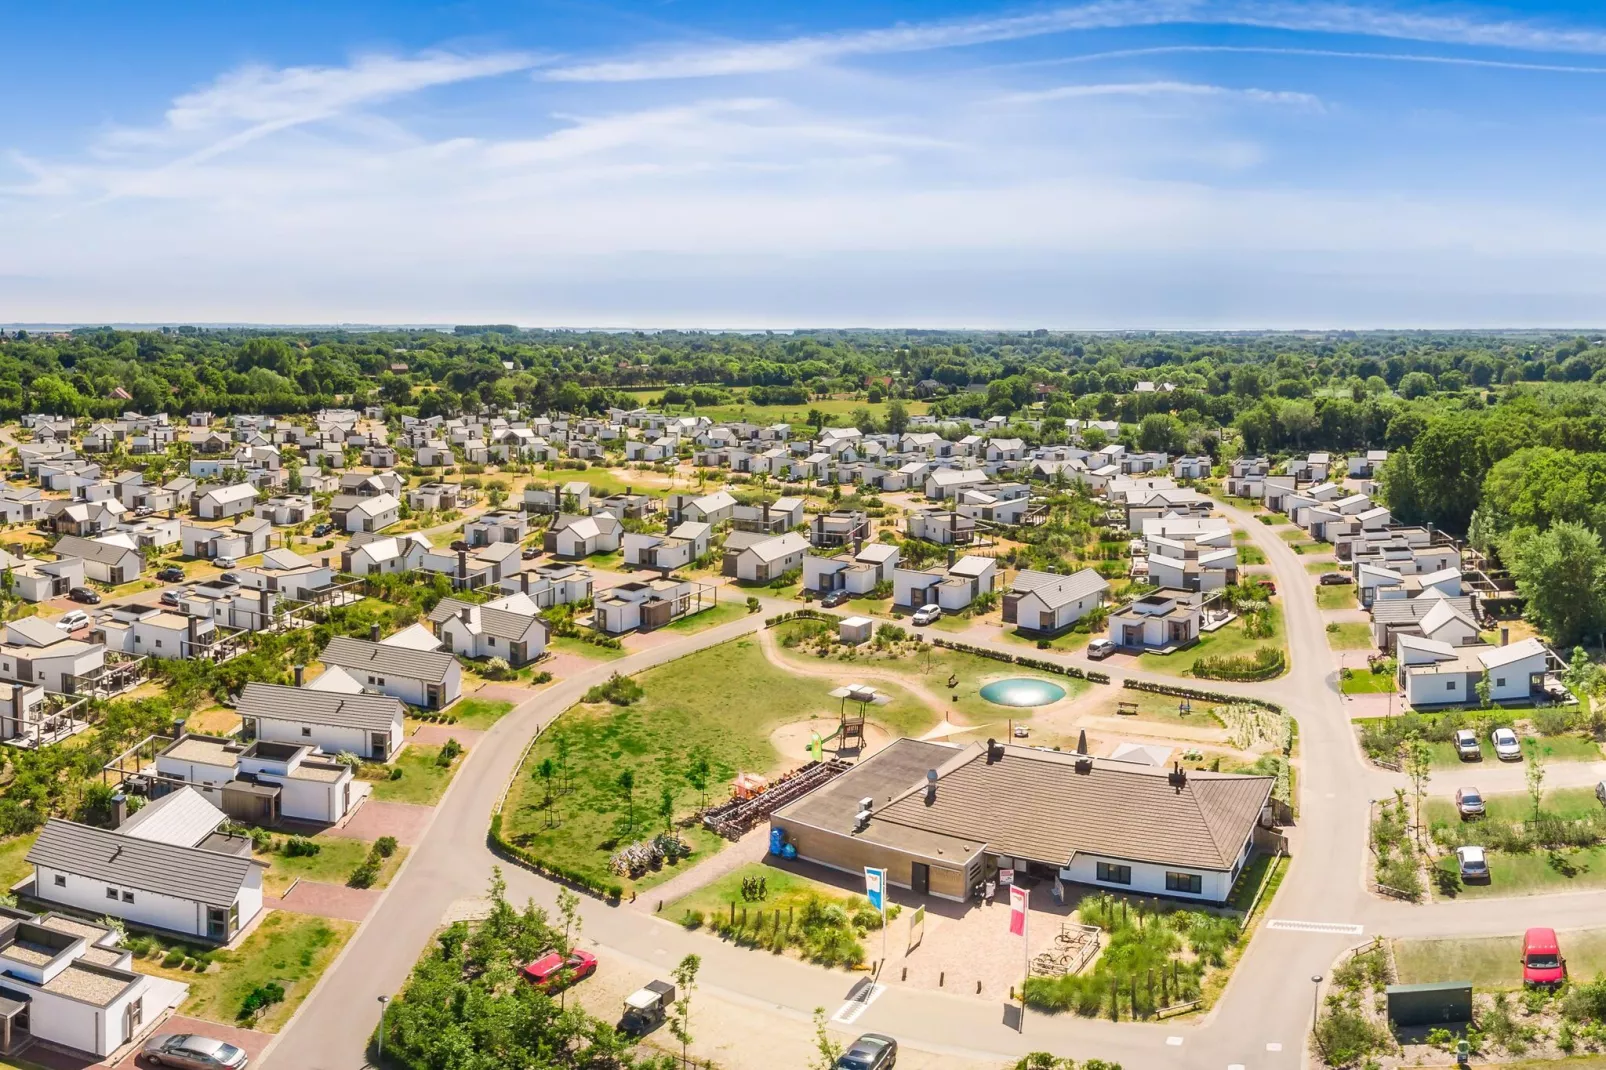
[1116,701,1139,716]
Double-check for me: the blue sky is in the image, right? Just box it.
[6,0,1606,328]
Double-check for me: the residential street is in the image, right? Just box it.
[262,502,1605,1070]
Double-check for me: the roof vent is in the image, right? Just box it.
[925,768,938,804]
[986,738,1005,763]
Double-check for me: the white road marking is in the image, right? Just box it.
[831,984,885,1025]
[1267,1042,1283,1051]
[1229,1064,1245,1070]
[1166,1036,1184,1046]
[1267,919,1364,935]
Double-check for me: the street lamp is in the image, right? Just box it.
[1311,974,1323,1022]
[377,994,391,1063]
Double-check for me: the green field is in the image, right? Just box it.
[1340,668,1395,694]
[667,862,873,925]
[1326,622,1373,650]
[1316,585,1359,610]
[1136,603,1287,679]
[1305,560,1341,574]
[623,393,931,428]
[450,698,515,730]
[0,834,37,890]
[502,636,944,892]
[1425,786,1601,827]
[548,634,627,661]
[1425,731,1602,769]
[257,837,407,895]
[370,744,460,805]
[661,600,752,634]
[1393,930,1606,991]
[1434,844,1606,898]
[143,912,356,1031]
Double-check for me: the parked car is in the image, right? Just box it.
[1255,579,1277,595]
[1455,845,1489,881]
[911,604,942,626]
[157,565,185,582]
[1087,638,1117,660]
[141,1033,249,1069]
[56,609,88,631]
[312,522,333,537]
[134,505,155,518]
[219,572,242,585]
[1454,787,1485,818]
[161,590,182,607]
[620,979,675,1034]
[67,586,101,604]
[820,590,850,608]
[1523,927,1566,986]
[836,1034,899,1070]
[522,949,597,990]
[1491,727,1523,761]
[213,556,238,569]
[1453,729,1481,761]
[522,545,542,560]
[1319,572,1352,585]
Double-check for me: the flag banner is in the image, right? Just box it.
[865,867,887,913]
[1009,884,1028,936]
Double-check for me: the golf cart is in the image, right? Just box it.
[621,979,676,1034]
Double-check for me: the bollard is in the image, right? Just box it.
[901,967,907,982]
[939,971,944,987]
[976,980,981,994]
[656,900,662,913]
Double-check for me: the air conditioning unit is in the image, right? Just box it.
[854,809,872,831]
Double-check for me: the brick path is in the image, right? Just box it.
[412,724,485,749]
[326,800,433,845]
[111,1017,273,1070]
[269,880,379,922]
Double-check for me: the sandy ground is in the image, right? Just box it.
[769,716,895,764]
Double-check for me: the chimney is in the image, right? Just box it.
[460,605,473,625]
[171,716,186,739]
[762,500,771,527]
[111,792,128,829]
[947,548,956,569]
[1168,762,1188,790]
[458,549,468,579]
[1501,627,1509,647]
[294,664,305,687]
[924,769,938,805]
[261,590,274,629]
[370,622,381,642]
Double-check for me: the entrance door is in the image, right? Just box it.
[371,731,390,759]
[207,907,228,941]
[911,862,930,896]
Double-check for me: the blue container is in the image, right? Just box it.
[782,843,797,860]
[769,828,785,856]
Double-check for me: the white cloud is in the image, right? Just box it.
[545,0,1606,83]
[997,80,1324,108]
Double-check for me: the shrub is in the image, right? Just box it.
[1192,646,1285,682]
[746,596,761,612]
[238,981,286,1021]
[162,948,185,968]
[375,835,399,858]
[1313,1005,1390,1066]
[530,670,553,684]
[334,751,361,769]
[584,673,644,706]
[283,836,321,858]
[437,738,464,765]
[348,861,380,888]
[479,656,515,681]
[389,767,404,781]
[681,909,705,930]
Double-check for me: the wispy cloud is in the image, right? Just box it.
[996,43,1606,75]
[544,0,1606,83]
[998,80,1324,108]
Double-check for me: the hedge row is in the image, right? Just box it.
[1120,678,1286,715]
[1191,648,1287,682]
[765,608,844,628]
[929,639,1112,685]
[487,813,624,902]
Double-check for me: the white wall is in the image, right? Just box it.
[26,984,105,1055]
[254,714,394,760]
[34,863,209,937]
[1059,852,1234,903]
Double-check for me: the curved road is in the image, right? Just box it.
[263,506,1600,1070]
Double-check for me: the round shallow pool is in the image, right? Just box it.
[978,677,1067,707]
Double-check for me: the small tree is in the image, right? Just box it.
[1403,738,1432,848]
[618,769,636,833]
[659,784,675,832]
[685,749,712,810]
[669,953,700,1067]
[809,1007,844,1070]
[556,734,572,794]
[1476,670,1492,708]
[1526,739,1548,823]
[536,757,557,827]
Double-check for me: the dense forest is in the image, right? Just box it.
[8,325,1606,645]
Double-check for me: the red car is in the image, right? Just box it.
[1522,928,1565,986]
[522,950,597,990]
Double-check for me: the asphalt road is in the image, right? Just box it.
[262,503,1606,1070]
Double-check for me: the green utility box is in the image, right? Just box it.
[1386,981,1473,1026]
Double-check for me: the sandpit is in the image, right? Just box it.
[769,716,894,764]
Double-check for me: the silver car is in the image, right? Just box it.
[143,1033,249,1070]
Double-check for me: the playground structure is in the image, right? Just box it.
[701,758,853,839]
[814,683,887,758]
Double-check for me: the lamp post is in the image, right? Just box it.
[377,994,391,1063]
[1311,974,1323,1023]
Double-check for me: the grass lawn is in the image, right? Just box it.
[661,600,752,634]
[548,634,627,661]
[1341,669,1396,694]
[369,744,460,805]
[1305,560,1341,574]
[585,549,625,571]
[0,834,37,890]
[1317,585,1359,611]
[503,636,946,892]
[256,838,408,895]
[1326,622,1373,650]
[1434,845,1606,899]
[529,467,643,498]
[997,626,1094,653]
[1237,544,1267,565]
[673,396,930,428]
[1425,731,1603,769]
[1087,688,1225,729]
[666,861,875,928]
[1276,527,1307,542]
[1395,929,1606,988]
[447,698,515,730]
[1425,786,1600,827]
[140,912,356,1031]
[1136,604,1287,679]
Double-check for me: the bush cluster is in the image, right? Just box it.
[488,813,624,900]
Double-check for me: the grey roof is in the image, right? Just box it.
[319,636,458,686]
[119,785,226,847]
[27,814,263,908]
[1014,567,1109,609]
[237,680,406,730]
[1370,595,1475,626]
[53,536,138,566]
[428,597,549,643]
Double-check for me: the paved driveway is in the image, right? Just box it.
[270,881,379,922]
[112,1017,273,1070]
[326,801,433,845]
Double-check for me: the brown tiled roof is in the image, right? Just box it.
[867,742,1272,871]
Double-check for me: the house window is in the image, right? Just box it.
[302,726,312,737]
[1496,677,1506,687]
[1165,872,1203,895]
[122,890,135,903]
[106,887,119,900]
[1447,681,1457,691]
[1095,862,1132,885]
[53,874,66,888]
[155,639,163,649]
